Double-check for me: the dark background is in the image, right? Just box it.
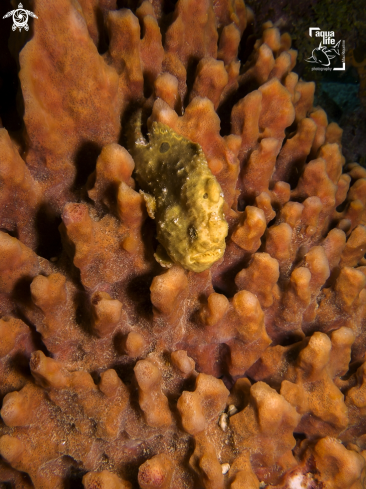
[245,0,366,166]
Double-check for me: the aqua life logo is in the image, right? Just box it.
[3,3,38,32]
[306,28,345,71]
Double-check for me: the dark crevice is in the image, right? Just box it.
[212,253,252,297]
[34,204,63,260]
[10,276,34,308]
[336,200,348,213]
[112,358,139,386]
[293,432,307,441]
[143,74,154,99]
[72,141,102,194]
[340,360,363,382]
[125,272,155,321]
[6,350,32,384]
[119,101,147,149]
[62,456,87,489]
[0,461,33,488]
[116,0,138,12]
[237,26,256,67]
[160,0,179,16]
[73,290,94,336]
[183,57,200,108]
[236,194,246,212]
[96,7,109,55]
[217,78,259,137]
[14,307,51,357]
[0,228,18,238]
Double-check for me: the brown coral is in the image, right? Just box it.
[0,0,366,488]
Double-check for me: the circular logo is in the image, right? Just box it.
[12,8,29,31]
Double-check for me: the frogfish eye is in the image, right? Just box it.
[160,142,170,153]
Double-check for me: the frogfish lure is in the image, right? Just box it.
[128,112,228,273]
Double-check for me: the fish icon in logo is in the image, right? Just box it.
[2,3,38,32]
[306,40,341,67]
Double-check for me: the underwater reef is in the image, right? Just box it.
[0,0,366,487]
